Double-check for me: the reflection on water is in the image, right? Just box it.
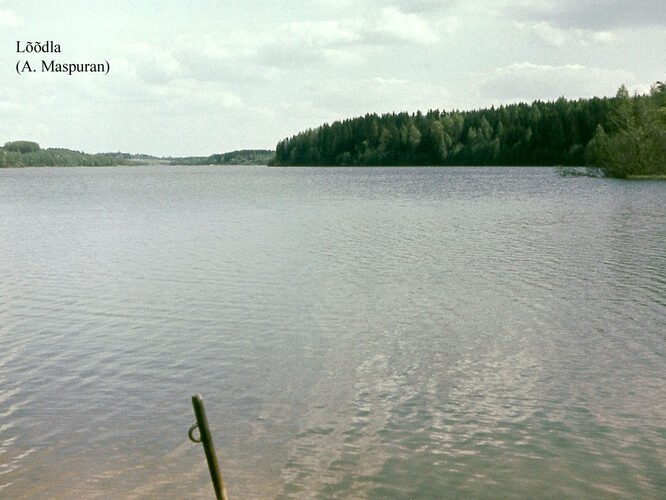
[0,166,664,498]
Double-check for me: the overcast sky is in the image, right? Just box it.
[1,0,664,156]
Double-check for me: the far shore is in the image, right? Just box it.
[2,164,665,179]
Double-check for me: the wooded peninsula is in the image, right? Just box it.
[271,82,666,178]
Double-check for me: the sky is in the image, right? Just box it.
[1,0,664,156]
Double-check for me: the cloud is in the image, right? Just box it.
[0,8,21,26]
[517,21,617,46]
[510,0,666,30]
[278,20,361,46]
[260,7,447,69]
[117,35,276,86]
[320,0,458,15]
[306,76,450,116]
[380,0,458,14]
[153,80,244,110]
[84,42,247,120]
[114,6,451,80]
[323,48,365,66]
[372,6,440,44]
[126,44,186,85]
[480,62,636,101]
[250,9,443,71]
[254,42,326,69]
[436,16,460,35]
[525,21,567,46]
[172,34,278,83]
[251,19,368,69]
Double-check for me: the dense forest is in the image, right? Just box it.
[271,83,666,178]
[0,141,124,167]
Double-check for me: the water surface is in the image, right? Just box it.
[0,166,664,498]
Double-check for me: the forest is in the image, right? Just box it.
[169,149,275,165]
[0,145,275,167]
[0,141,124,167]
[271,83,666,178]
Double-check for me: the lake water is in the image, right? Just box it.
[0,166,664,498]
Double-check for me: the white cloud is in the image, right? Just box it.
[0,101,20,111]
[320,0,458,15]
[436,16,460,35]
[278,20,361,46]
[590,31,616,43]
[103,7,450,84]
[374,6,440,44]
[128,44,186,85]
[115,36,274,86]
[525,22,567,47]
[323,48,365,66]
[0,8,21,26]
[480,62,635,101]
[250,9,442,71]
[248,19,365,70]
[153,80,244,110]
[390,0,451,13]
[307,76,450,116]
[172,35,275,83]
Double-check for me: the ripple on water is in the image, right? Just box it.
[0,166,664,498]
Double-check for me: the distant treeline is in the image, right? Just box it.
[271,82,666,178]
[103,152,164,162]
[0,141,124,167]
[1,144,275,168]
[170,149,275,165]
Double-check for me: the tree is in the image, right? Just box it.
[585,83,666,177]
[419,119,447,164]
[4,141,40,153]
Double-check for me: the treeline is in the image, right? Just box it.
[271,83,666,177]
[0,144,276,168]
[171,149,275,165]
[103,152,164,162]
[0,141,124,167]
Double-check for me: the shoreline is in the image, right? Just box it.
[2,164,665,179]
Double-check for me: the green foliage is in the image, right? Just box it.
[272,97,617,167]
[206,149,275,165]
[586,82,666,177]
[0,144,123,167]
[171,149,275,165]
[272,85,666,176]
[4,140,40,153]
